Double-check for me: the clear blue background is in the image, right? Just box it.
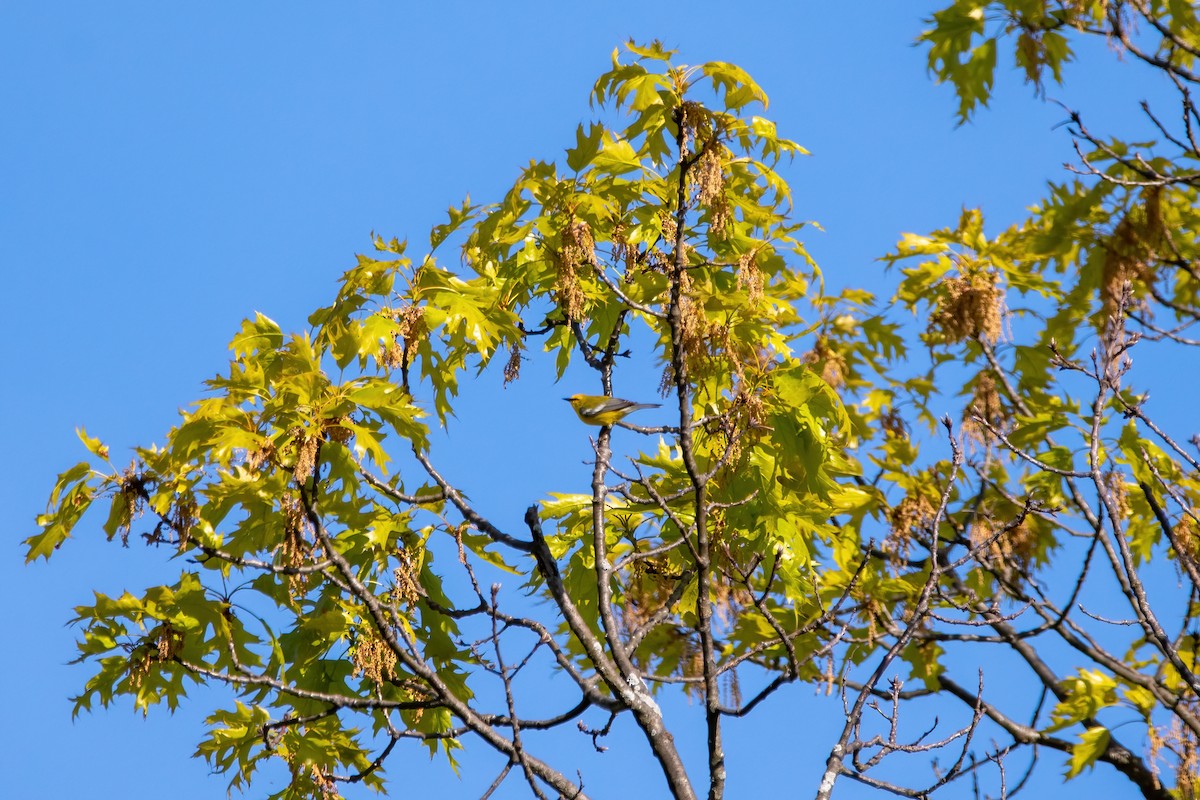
[1,2,1171,797]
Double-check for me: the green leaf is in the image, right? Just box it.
[1047,669,1118,732]
[430,198,477,251]
[1122,684,1156,718]
[230,313,283,361]
[591,133,644,176]
[26,462,96,562]
[918,0,995,123]
[1066,726,1110,778]
[702,61,769,110]
[566,123,604,173]
[76,427,110,460]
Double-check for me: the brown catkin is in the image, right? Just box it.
[930,270,1004,344]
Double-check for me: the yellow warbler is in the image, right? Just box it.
[564,394,660,426]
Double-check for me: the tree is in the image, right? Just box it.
[25,3,1200,797]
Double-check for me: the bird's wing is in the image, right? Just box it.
[580,397,635,417]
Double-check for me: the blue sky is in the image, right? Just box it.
[1,2,1174,798]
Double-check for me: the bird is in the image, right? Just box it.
[564,394,660,426]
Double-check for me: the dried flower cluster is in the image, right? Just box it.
[1149,698,1200,799]
[930,268,1004,344]
[116,463,145,546]
[381,305,427,370]
[246,439,276,472]
[1101,187,1164,314]
[322,415,353,445]
[170,494,197,548]
[278,493,314,595]
[695,143,730,234]
[307,764,341,799]
[620,561,672,638]
[1105,470,1130,521]
[128,623,184,692]
[736,251,764,304]
[677,100,707,153]
[962,372,1006,447]
[502,343,522,385]
[1173,515,1200,569]
[803,337,848,390]
[879,408,908,439]
[554,219,595,321]
[351,632,397,687]
[659,209,678,248]
[390,545,422,609]
[289,430,320,485]
[970,514,1038,580]
[886,493,936,567]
